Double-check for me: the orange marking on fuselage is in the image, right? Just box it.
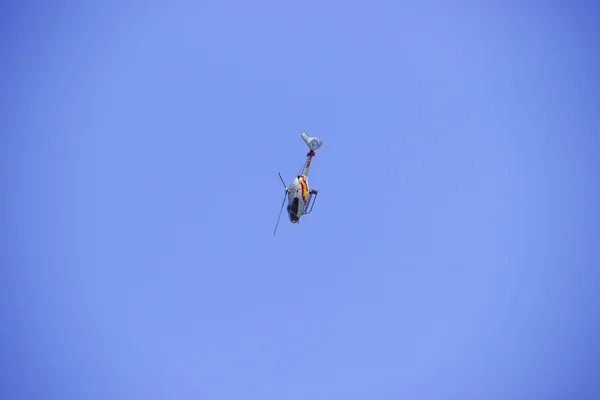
[298,176,309,203]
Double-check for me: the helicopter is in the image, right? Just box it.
[273,133,324,235]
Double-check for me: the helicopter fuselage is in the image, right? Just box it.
[287,175,310,223]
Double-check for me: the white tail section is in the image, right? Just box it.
[301,133,323,151]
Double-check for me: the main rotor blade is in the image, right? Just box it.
[278,172,287,189]
[273,192,287,236]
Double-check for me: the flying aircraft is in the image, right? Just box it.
[273,133,324,235]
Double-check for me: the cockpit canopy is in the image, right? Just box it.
[288,198,300,223]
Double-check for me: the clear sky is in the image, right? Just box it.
[2,1,599,399]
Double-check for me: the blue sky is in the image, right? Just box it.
[2,1,599,399]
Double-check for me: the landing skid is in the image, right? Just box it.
[304,189,318,215]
